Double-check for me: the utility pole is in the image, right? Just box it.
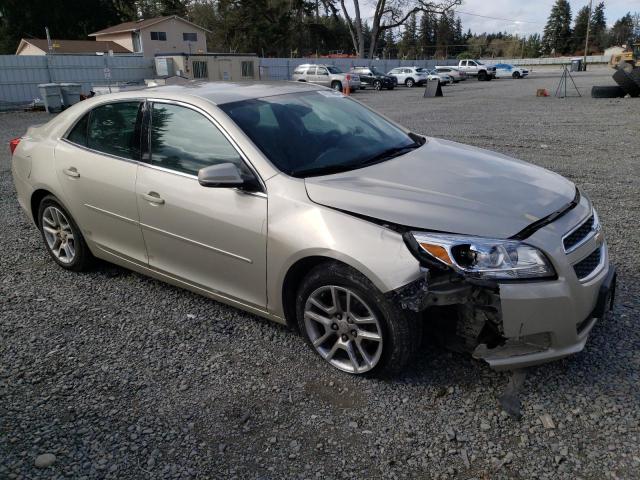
[583,0,593,70]
[45,27,52,53]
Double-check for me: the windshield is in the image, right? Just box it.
[326,66,343,74]
[219,91,420,178]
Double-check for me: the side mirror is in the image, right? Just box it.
[198,163,244,188]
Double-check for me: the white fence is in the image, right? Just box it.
[0,54,610,107]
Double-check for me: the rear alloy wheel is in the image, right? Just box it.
[405,78,415,88]
[374,80,382,90]
[331,81,343,91]
[38,195,92,271]
[296,262,422,377]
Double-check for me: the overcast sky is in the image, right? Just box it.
[357,0,637,36]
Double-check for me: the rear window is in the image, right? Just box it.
[66,113,89,146]
[86,101,143,160]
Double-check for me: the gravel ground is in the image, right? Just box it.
[1,66,639,480]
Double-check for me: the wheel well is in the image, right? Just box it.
[30,189,52,226]
[405,77,414,84]
[331,80,342,86]
[282,256,346,330]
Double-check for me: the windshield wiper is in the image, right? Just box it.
[358,142,421,167]
[291,140,422,178]
[291,164,358,178]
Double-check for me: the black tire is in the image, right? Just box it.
[405,78,415,88]
[296,261,422,377]
[512,71,521,79]
[373,80,382,90]
[590,85,626,98]
[612,68,640,97]
[477,71,487,81]
[331,81,342,91]
[37,195,93,271]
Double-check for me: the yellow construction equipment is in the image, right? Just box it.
[609,43,640,72]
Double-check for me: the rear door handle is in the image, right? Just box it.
[142,192,165,205]
[63,167,80,178]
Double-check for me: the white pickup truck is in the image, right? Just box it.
[440,60,496,81]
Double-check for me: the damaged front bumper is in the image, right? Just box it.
[474,264,616,370]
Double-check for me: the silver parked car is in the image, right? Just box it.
[386,67,431,87]
[292,64,360,91]
[11,82,615,376]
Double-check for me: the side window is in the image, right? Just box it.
[293,66,306,74]
[150,103,247,177]
[469,61,477,66]
[306,66,317,75]
[461,61,467,66]
[67,112,89,146]
[87,102,142,160]
[317,67,329,75]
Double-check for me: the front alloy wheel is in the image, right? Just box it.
[296,262,422,377]
[304,285,383,374]
[374,80,382,90]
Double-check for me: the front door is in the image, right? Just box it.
[135,101,267,308]
[54,100,147,263]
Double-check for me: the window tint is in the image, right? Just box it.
[87,102,142,160]
[150,31,167,41]
[150,103,246,177]
[305,66,316,75]
[183,32,197,42]
[67,112,89,146]
[317,67,329,75]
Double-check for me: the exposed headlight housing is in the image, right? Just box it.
[409,232,556,280]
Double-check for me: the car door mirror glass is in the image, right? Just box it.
[198,163,244,188]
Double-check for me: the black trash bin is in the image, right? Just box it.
[570,58,582,72]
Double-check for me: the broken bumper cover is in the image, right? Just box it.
[475,265,616,371]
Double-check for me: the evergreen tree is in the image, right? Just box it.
[542,0,572,55]
[589,2,608,51]
[610,13,635,46]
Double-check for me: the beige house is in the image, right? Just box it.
[89,16,208,58]
[16,38,130,55]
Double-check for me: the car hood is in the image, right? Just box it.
[304,138,576,238]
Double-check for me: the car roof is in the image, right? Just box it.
[109,81,325,105]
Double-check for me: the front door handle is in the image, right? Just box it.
[63,167,80,178]
[142,192,165,205]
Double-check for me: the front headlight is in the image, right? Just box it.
[409,232,555,280]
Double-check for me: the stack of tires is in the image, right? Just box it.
[592,66,640,98]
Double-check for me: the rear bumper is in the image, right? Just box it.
[474,264,616,370]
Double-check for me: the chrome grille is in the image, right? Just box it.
[563,214,595,252]
[573,248,601,280]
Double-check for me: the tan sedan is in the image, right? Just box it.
[10,82,615,376]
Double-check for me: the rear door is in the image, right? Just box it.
[316,66,331,86]
[135,100,267,308]
[54,100,147,263]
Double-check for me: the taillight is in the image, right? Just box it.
[9,137,20,155]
